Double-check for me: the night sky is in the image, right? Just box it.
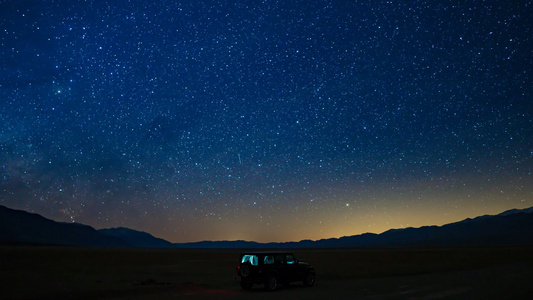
[1,1,531,243]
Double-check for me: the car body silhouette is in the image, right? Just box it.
[235,251,315,291]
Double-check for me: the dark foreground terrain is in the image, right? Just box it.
[1,246,532,299]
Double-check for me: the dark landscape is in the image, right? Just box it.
[1,246,532,299]
[1,205,533,299]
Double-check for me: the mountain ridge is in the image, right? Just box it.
[1,204,532,248]
[98,227,174,248]
[0,205,130,247]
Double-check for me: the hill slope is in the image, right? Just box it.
[98,227,174,248]
[0,205,130,247]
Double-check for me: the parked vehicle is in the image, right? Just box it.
[235,251,315,291]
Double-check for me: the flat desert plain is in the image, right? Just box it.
[1,246,532,299]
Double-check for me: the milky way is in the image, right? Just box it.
[1,1,531,242]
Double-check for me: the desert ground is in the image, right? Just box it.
[1,246,532,300]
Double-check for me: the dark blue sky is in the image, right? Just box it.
[1,0,531,242]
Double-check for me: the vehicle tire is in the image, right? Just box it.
[303,272,315,287]
[240,282,253,290]
[240,263,251,278]
[265,274,279,291]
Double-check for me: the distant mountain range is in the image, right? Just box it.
[1,204,532,248]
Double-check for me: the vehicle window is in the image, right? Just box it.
[264,255,274,265]
[241,255,258,266]
[286,254,296,264]
[274,254,285,264]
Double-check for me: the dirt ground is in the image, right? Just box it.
[1,246,532,300]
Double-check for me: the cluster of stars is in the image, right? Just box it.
[1,1,531,242]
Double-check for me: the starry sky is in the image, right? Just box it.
[1,0,531,243]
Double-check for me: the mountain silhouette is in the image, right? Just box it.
[98,227,174,248]
[0,205,129,247]
[1,204,532,248]
[173,207,533,248]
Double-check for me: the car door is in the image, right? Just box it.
[284,254,300,281]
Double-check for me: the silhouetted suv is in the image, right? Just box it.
[235,252,315,291]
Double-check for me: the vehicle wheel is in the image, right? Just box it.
[265,275,279,291]
[240,282,253,290]
[303,272,315,287]
[240,263,251,278]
